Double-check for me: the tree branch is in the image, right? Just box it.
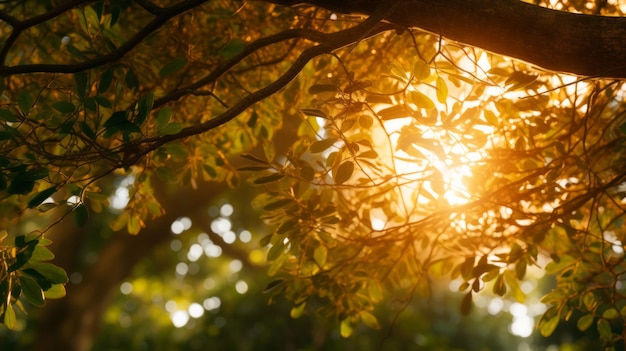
[267,0,626,78]
[0,0,208,76]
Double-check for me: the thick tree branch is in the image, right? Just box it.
[268,0,626,78]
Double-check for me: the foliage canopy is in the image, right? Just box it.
[2,0,626,349]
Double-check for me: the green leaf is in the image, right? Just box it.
[80,122,96,139]
[125,69,138,90]
[4,303,16,330]
[539,313,559,337]
[98,68,114,93]
[314,246,327,267]
[27,262,68,284]
[27,187,57,209]
[31,245,55,261]
[73,204,89,227]
[52,101,76,114]
[218,39,245,59]
[262,279,285,294]
[0,108,18,122]
[577,314,594,332]
[44,284,66,299]
[20,275,45,307]
[266,242,285,261]
[290,301,307,319]
[157,122,182,136]
[333,161,354,184]
[340,318,354,338]
[7,178,35,195]
[155,107,172,130]
[310,138,337,153]
[135,92,154,125]
[253,173,283,184]
[359,311,380,329]
[159,57,188,77]
[18,91,33,115]
[308,84,338,94]
[597,318,613,341]
[74,71,89,98]
[602,308,619,320]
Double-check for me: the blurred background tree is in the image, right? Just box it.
[1,0,626,350]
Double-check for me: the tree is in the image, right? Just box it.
[1,0,626,350]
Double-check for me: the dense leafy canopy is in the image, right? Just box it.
[1,0,626,350]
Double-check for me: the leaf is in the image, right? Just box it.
[340,318,354,338]
[266,242,284,261]
[28,262,68,284]
[20,275,45,307]
[159,57,188,77]
[52,101,76,114]
[505,71,538,91]
[0,108,17,122]
[290,301,307,318]
[263,199,291,211]
[314,246,327,267]
[155,107,172,130]
[219,39,245,58]
[360,311,381,329]
[308,84,338,94]
[484,110,499,126]
[31,245,55,261]
[98,68,114,94]
[408,90,435,110]
[436,76,448,103]
[333,161,354,184]
[300,108,327,118]
[135,92,154,125]
[44,284,66,299]
[158,122,182,135]
[4,303,16,330]
[602,308,619,320]
[73,204,89,227]
[27,186,57,209]
[74,71,89,98]
[263,279,285,294]
[539,313,559,337]
[577,314,594,332]
[253,173,283,184]
[493,274,506,296]
[377,105,409,120]
[597,318,613,341]
[460,291,472,315]
[125,69,138,90]
[413,60,430,81]
[18,91,33,115]
[310,138,337,153]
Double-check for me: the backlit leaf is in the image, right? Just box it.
[159,57,188,77]
[219,39,245,58]
[310,138,337,153]
[436,76,448,103]
[333,161,354,184]
[577,314,594,332]
[20,275,45,307]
